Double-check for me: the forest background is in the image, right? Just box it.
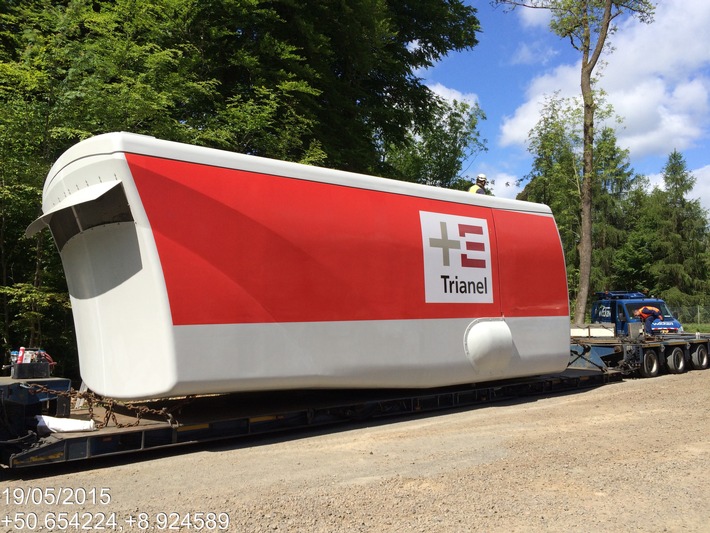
[1,0,708,379]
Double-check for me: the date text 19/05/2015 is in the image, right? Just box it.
[2,487,112,506]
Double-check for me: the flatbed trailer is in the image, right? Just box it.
[1,366,618,470]
[571,331,710,378]
[4,332,708,471]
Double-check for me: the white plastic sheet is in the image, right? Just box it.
[35,415,96,434]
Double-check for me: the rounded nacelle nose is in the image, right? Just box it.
[463,318,514,379]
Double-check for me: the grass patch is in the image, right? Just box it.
[682,323,710,333]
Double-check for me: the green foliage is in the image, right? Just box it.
[681,323,710,333]
[516,92,710,314]
[262,0,481,173]
[0,178,72,362]
[518,94,583,289]
[611,231,654,291]
[613,151,710,305]
[589,127,636,290]
[545,0,655,49]
[0,282,70,343]
[384,98,487,187]
[520,104,642,300]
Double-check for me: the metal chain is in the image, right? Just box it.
[25,383,176,429]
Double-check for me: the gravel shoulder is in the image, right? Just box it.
[4,371,710,532]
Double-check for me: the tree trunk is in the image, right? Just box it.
[573,0,613,324]
[574,89,594,323]
[29,233,45,347]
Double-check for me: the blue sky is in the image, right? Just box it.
[422,0,710,209]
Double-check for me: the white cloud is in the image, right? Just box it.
[511,41,559,66]
[498,0,710,168]
[499,63,579,147]
[603,0,710,159]
[633,165,710,213]
[610,1,710,80]
[645,171,664,192]
[516,6,552,29]
[427,82,479,105]
[489,172,523,200]
[499,99,542,147]
[690,165,710,212]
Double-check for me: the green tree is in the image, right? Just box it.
[384,98,487,189]
[5,0,482,169]
[615,151,710,306]
[168,0,327,162]
[3,0,330,163]
[589,127,637,292]
[658,148,710,300]
[518,94,582,290]
[519,93,643,308]
[262,0,482,174]
[494,0,655,323]
[0,82,71,360]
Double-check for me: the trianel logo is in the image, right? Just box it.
[419,211,493,303]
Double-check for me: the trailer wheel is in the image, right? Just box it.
[690,344,709,370]
[665,346,686,374]
[639,349,660,378]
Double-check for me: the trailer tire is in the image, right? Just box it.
[639,349,660,378]
[690,344,709,370]
[665,347,686,374]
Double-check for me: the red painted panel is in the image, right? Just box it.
[493,209,569,316]
[127,154,566,325]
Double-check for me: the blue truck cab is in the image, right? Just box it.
[591,291,683,336]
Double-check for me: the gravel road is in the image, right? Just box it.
[4,370,710,532]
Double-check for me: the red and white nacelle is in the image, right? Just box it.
[28,133,570,400]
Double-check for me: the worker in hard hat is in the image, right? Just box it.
[469,174,487,195]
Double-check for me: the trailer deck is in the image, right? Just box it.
[571,332,710,377]
[1,367,618,470]
[5,331,710,471]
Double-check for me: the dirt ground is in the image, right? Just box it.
[3,370,710,532]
